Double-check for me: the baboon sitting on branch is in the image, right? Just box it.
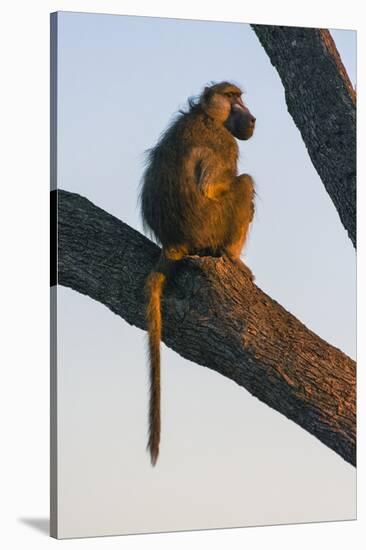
[140,81,256,465]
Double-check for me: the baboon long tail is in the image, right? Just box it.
[146,269,167,466]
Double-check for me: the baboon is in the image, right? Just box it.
[140,81,256,465]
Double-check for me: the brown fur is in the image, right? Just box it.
[145,270,164,465]
[140,82,256,465]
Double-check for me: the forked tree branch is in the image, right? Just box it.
[251,25,356,247]
[56,189,356,466]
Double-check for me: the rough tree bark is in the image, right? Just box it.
[251,25,356,248]
[56,189,356,466]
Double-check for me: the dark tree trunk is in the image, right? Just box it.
[251,25,356,248]
[56,189,356,466]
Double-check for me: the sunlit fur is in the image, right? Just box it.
[145,271,164,466]
[140,82,255,465]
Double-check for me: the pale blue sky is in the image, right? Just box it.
[56,12,356,538]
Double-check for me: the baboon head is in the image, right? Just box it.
[201,82,256,140]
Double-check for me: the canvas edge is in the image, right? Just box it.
[50,10,58,540]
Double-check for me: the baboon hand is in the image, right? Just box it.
[236,173,254,190]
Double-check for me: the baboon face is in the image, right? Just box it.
[202,83,256,141]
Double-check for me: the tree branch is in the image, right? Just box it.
[251,25,356,248]
[57,189,356,466]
